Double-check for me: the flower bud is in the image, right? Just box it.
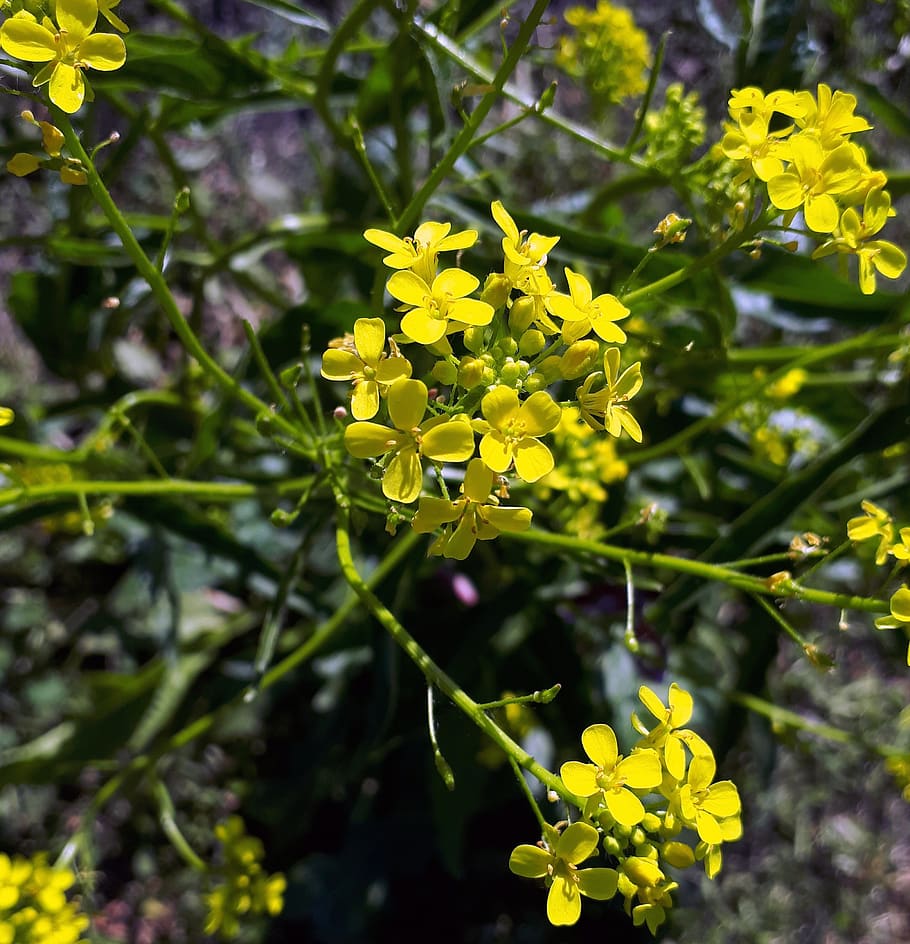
[518,329,546,357]
[499,358,521,385]
[522,372,547,393]
[662,841,696,869]
[602,834,624,857]
[630,827,647,848]
[432,360,457,386]
[560,340,600,379]
[458,356,485,388]
[508,296,536,335]
[641,813,662,833]
[536,355,563,383]
[481,272,511,310]
[463,326,486,354]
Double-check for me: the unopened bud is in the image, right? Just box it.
[458,356,485,388]
[333,406,347,419]
[463,326,486,354]
[518,329,546,357]
[432,360,457,386]
[508,296,536,335]
[560,340,599,379]
[481,272,511,310]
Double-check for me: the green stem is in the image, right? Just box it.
[504,529,890,614]
[334,503,574,802]
[0,477,315,506]
[152,777,207,872]
[477,684,562,710]
[396,0,551,234]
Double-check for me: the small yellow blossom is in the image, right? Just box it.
[411,458,531,559]
[344,379,475,503]
[0,0,127,113]
[509,821,618,926]
[847,500,895,564]
[0,852,89,944]
[813,188,907,294]
[576,347,643,441]
[560,723,662,826]
[0,407,14,427]
[794,83,872,148]
[364,221,477,285]
[670,751,741,845]
[546,268,629,344]
[475,386,561,483]
[321,317,411,420]
[631,683,711,782]
[387,269,493,345]
[766,133,864,232]
[491,201,559,284]
[875,586,910,665]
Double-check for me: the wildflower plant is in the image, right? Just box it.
[1,0,909,939]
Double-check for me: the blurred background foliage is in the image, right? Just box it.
[1,0,910,940]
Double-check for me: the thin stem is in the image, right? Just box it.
[152,777,207,872]
[476,684,561,710]
[751,593,829,665]
[508,755,548,831]
[242,320,291,415]
[504,529,890,614]
[427,685,456,790]
[334,502,575,802]
[623,559,639,653]
[396,0,551,234]
[622,30,669,158]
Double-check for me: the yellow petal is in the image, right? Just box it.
[479,431,512,474]
[0,18,57,61]
[617,750,662,789]
[400,308,446,345]
[321,349,362,381]
[547,876,582,926]
[518,391,561,437]
[353,317,385,366]
[606,786,646,827]
[508,844,551,879]
[581,723,618,769]
[56,0,98,41]
[513,438,554,483]
[6,153,41,176]
[433,268,479,299]
[555,822,599,864]
[382,447,422,503]
[559,761,598,797]
[387,379,426,431]
[481,385,519,430]
[350,380,379,420]
[49,62,85,113]
[77,32,126,70]
[420,419,474,462]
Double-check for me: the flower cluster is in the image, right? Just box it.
[6,110,87,184]
[323,203,645,558]
[204,817,286,940]
[642,83,706,173]
[0,0,127,114]
[0,852,90,944]
[555,1,651,111]
[721,84,907,293]
[510,683,741,932]
[848,501,910,663]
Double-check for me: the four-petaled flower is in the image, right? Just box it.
[411,458,532,559]
[576,347,643,441]
[812,188,907,294]
[671,751,741,845]
[560,723,662,826]
[766,133,864,232]
[631,683,710,782]
[364,222,477,286]
[475,386,562,483]
[545,268,630,344]
[847,499,895,565]
[0,0,127,114]
[492,200,560,284]
[321,317,411,420]
[509,821,618,926]
[344,379,475,503]
[387,269,494,346]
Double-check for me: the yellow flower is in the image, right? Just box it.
[545,267,629,344]
[491,201,559,284]
[0,852,89,944]
[344,379,475,503]
[720,111,793,183]
[321,317,411,420]
[475,386,561,483]
[509,821,618,926]
[812,188,907,294]
[847,499,895,564]
[5,110,87,185]
[671,751,741,845]
[875,586,910,665]
[631,683,710,782]
[560,723,662,826]
[794,82,873,148]
[411,458,532,559]
[387,268,493,346]
[576,347,643,441]
[0,407,13,427]
[364,221,477,285]
[766,133,864,233]
[727,86,807,124]
[0,0,127,113]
